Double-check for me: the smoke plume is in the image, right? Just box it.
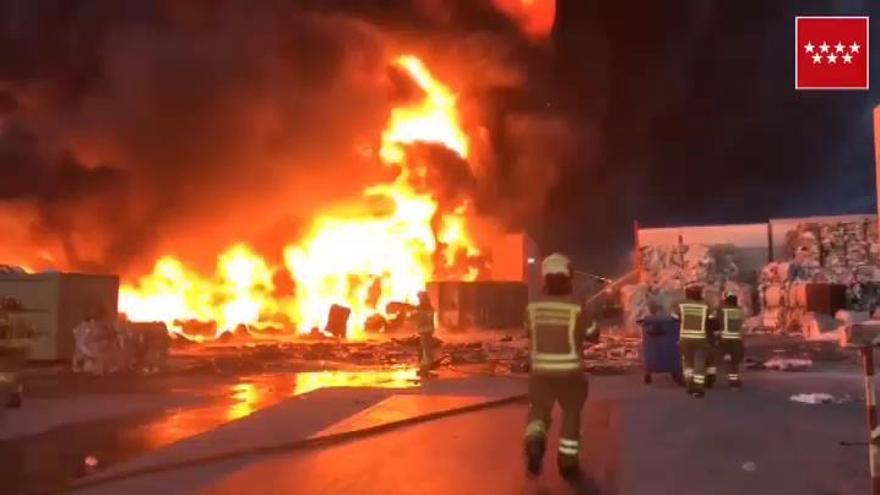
[0,0,574,275]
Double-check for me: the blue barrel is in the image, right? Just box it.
[639,315,684,385]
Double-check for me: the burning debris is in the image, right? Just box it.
[2,2,575,344]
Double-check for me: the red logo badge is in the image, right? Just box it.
[795,16,869,90]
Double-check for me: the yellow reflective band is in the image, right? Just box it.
[525,420,546,438]
[706,367,717,374]
[560,438,580,447]
[693,375,705,384]
[683,368,693,377]
[535,307,575,316]
[534,316,572,325]
[558,445,579,456]
[532,361,581,371]
[534,353,580,362]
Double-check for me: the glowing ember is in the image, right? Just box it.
[119,54,482,339]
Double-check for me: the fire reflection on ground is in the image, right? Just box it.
[140,368,422,444]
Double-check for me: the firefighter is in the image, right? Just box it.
[523,253,599,482]
[672,285,715,398]
[715,292,745,388]
[414,291,435,376]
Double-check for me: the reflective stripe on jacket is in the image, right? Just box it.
[526,298,585,374]
[678,303,709,339]
[720,308,744,340]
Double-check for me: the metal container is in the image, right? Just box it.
[788,282,847,316]
[427,281,528,330]
[0,273,119,360]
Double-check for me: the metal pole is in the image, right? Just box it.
[861,346,880,494]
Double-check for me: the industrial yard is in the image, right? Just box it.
[3,1,880,494]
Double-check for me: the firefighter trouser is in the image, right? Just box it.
[680,338,708,392]
[706,342,719,384]
[418,332,434,372]
[0,346,26,403]
[720,339,744,384]
[524,373,588,468]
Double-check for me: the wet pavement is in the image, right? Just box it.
[1,368,422,495]
[68,367,872,495]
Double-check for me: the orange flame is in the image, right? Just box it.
[491,0,557,41]
[119,54,481,339]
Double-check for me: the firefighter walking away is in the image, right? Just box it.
[715,292,745,389]
[672,285,715,398]
[523,253,599,482]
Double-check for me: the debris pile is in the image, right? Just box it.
[621,243,754,330]
[164,329,643,376]
[0,265,28,274]
[780,220,880,309]
[72,320,171,375]
[762,356,813,371]
[750,220,880,338]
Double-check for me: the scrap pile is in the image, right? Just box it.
[72,320,170,375]
[782,220,880,308]
[167,331,641,376]
[621,244,754,330]
[753,219,880,338]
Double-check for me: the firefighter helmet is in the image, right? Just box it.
[541,253,572,278]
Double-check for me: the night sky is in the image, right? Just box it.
[544,0,880,273]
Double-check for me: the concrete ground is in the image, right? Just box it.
[38,364,870,495]
[0,329,869,495]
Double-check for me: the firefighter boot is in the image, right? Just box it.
[558,454,581,483]
[729,374,742,390]
[5,384,22,409]
[525,436,545,478]
[705,364,717,389]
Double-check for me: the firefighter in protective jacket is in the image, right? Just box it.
[672,285,715,398]
[523,253,599,482]
[414,291,435,376]
[714,292,745,388]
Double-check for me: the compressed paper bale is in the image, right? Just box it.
[835,309,870,326]
[762,284,786,308]
[620,284,650,329]
[742,315,764,333]
[798,311,841,340]
[761,307,786,330]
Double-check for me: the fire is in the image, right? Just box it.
[380,55,469,164]
[491,0,557,41]
[119,54,482,339]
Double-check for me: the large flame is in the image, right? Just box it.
[491,0,557,41]
[119,54,480,340]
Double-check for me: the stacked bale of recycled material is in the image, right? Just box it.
[621,244,754,331]
[785,219,880,310]
[758,262,792,331]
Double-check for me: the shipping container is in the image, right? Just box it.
[0,273,119,360]
[788,283,847,316]
[427,281,528,330]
